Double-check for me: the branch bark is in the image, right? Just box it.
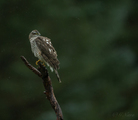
[21,56,63,120]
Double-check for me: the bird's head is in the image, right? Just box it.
[29,30,41,39]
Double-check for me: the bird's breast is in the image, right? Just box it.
[30,39,41,58]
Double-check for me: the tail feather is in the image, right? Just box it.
[55,70,61,83]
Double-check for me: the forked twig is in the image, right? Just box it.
[21,56,63,120]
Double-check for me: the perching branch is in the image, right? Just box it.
[21,56,63,120]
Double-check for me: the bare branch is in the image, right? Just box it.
[21,56,63,120]
[21,56,42,77]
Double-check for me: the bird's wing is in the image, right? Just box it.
[35,36,60,69]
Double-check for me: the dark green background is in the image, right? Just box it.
[0,0,138,120]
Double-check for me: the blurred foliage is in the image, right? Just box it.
[0,0,138,120]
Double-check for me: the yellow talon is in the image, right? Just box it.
[42,62,45,66]
[36,60,41,65]
[35,60,45,66]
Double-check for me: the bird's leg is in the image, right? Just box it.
[36,59,41,65]
[36,60,45,66]
[42,62,45,66]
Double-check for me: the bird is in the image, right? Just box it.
[29,30,61,82]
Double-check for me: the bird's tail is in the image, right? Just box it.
[55,70,61,83]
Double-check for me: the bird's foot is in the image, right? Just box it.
[42,62,45,66]
[36,59,41,65]
[36,60,45,66]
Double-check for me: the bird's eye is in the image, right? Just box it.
[32,31,36,34]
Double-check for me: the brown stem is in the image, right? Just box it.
[21,56,63,120]
[20,56,42,77]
